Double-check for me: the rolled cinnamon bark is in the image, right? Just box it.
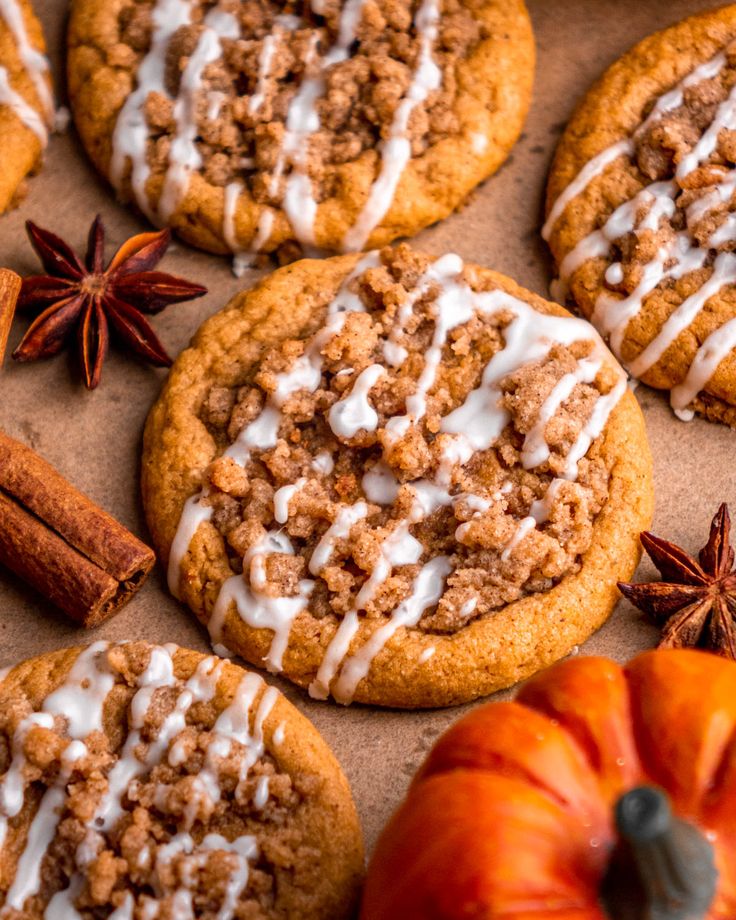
[0,431,155,626]
[0,269,21,367]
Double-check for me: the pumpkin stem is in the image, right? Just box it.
[601,786,718,920]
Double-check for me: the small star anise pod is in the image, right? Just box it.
[618,504,736,658]
[13,216,207,388]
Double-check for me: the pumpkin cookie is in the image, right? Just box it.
[544,4,736,427]
[0,0,56,212]
[142,244,653,708]
[0,641,363,918]
[67,0,534,266]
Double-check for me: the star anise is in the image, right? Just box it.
[12,217,207,388]
[618,504,736,658]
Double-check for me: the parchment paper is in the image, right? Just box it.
[1,0,732,854]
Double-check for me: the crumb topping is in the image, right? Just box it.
[114,0,482,208]
[0,643,312,919]
[616,46,736,277]
[547,41,736,418]
[198,245,619,652]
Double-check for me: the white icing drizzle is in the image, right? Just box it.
[671,316,736,418]
[0,65,47,141]
[224,17,301,270]
[312,450,334,475]
[272,722,286,746]
[149,832,257,920]
[530,477,567,524]
[0,0,53,116]
[222,180,254,278]
[545,47,736,417]
[210,531,313,670]
[362,461,399,504]
[111,0,195,222]
[0,0,62,146]
[418,646,436,663]
[43,640,115,737]
[95,647,193,831]
[441,286,626,464]
[308,521,422,701]
[1,1,61,149]
[0,642,112,878]
[158,8,240,222]
[34,645,277,918]
[331,555,451,704]
[521,366,593,469]
[501,516,536,562]
[170,251,625,703]
[206,90,226,121]
[341,0,441,251]
[280,0,367,248]
[110,0,447,255]
[273,477,308,524]
[108,894,135,919]
[168,493,214,599]
[329,363,385,438]
[553,181,682,304]
[44,877,84,920]
[543,50,728,241]
[628,250,736,378]
[3,741,86,913]
[385,253,473,444]
[172,254,381,665]
[249,33,278,115]
[499,477,571,560]
[543,140,635,242]
[309,501,368,574]
[253,776,270,809]
[459,597,477,618]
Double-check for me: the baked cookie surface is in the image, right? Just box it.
[544,4,736,427]
[0,0,55,212]
[67,0,534,263]
[0,641,363,918]
[142,245,653,708]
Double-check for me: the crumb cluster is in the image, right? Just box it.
[201,245,615,634]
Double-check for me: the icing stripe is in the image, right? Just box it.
[0,64,47,142]
[111,0,195,222]
[158,9,240,221]
[341,0,441,251]
[0,0,53,116]
[671,315,736,418]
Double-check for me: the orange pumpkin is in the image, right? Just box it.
[362,650,736,919]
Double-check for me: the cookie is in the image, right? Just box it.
[67,0,534,266]
[544,5,736,427]
[0,641,363,918]
[0,0,55,212]
[142,244,653,708]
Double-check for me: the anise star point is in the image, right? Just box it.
[12,216,207,389]
[618,503,736,658]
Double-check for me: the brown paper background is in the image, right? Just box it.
[1,0,734,856]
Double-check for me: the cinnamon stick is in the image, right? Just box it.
[0,270,21,367]
[0,431,155,626]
